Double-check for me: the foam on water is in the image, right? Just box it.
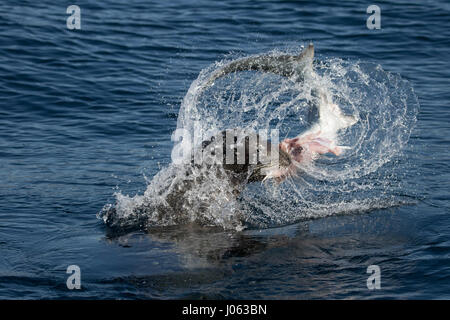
[100,44,419,231]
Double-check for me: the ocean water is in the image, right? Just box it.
[0,0,449,299]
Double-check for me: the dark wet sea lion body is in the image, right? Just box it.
[102,130,291,230]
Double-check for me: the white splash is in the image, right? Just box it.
[101,44,419,230]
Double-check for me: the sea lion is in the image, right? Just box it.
[101,130,291,230]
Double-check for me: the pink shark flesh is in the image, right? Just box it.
[263,131,343,182]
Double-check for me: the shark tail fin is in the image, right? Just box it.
[205,43,315,88]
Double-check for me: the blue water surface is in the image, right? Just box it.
[0,0,449,299]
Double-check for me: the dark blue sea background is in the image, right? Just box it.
[0,0,449,299]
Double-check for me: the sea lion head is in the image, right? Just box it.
[202,130,295,184]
